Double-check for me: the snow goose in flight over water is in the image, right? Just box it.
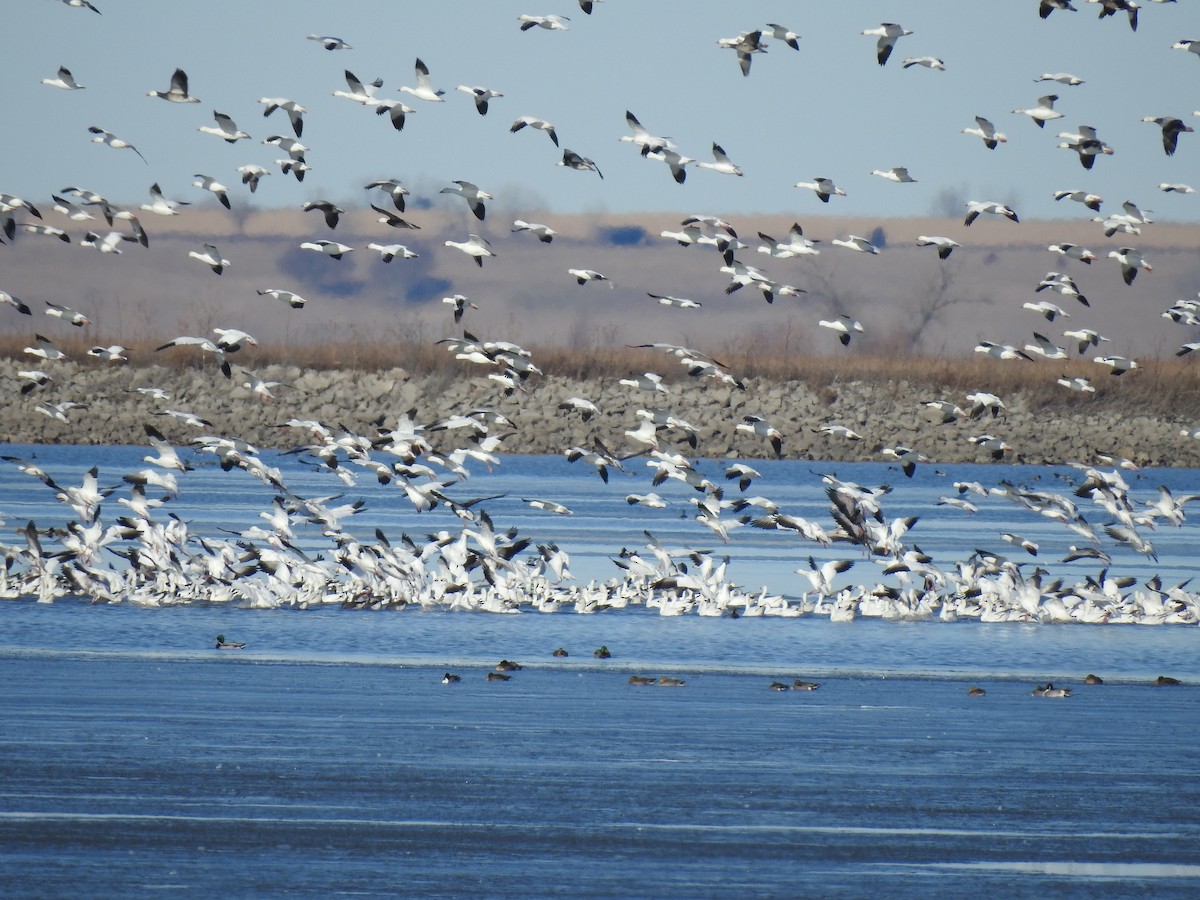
[862,23,913,66]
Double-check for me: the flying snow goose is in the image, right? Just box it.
[1012,94,1063,127]
[1036,72,1085,84]
[1173,40,1200,60]
[257,288,305,309]
[302,200,344,229]
[509,115,558,146]
[398,58,445,102]
[758,223,820,258]
[766,23,801,49]
[1048,242,1096,263]
[367,242,418,262]
[307,34,352,50]
[370,204,420,229]
[79,230,140,253]
[197,111,250,143]
[147,68,198,103]
[901,57,945,70]
[569,268,612,286]
[975,341,1032,361]
[618,372,668,393]
[1095,354,1139,374]
[862,23,913,66]
[916,235,959,259]
[794,177,845,202]
[831,235,879,254]
[1064,328,1109,354]
[645,148,694,183]
[1057,125,1113,169]
[962,115,1007,149]
[695,143,743,176]
[88,126,146,162]
[1025,332,1068,360]
[871,166,916,182]
[193,174,231,209]
[518,14,570,30]
[0,291,31,316]
[263,134,307,159]
[1160,183,1195,193]
[440,180,492,221]
[964,200,1019,225]
[621,110,675,156]
[258,97,307,136]
[512,220,556,242]
[442,294,478,323]
[1040,0,1078,17]
[61,0,101,12]
[444,234,495,266]
[140,182,188,216]
[299,239,353,259]
[736,415,783,456]
[456,84,502,115]
[1053,189,1102,211]
[188,243,229,274]
[647,293,702,309]
[1037,272,1089,306]
[1023,300,1069,321]
[1108,247,1151,284]
[716,30,766,77]
[1088,0,1138,32]
[87,345,126,362]
[819,315,865,345]
[24,334,65,361]
[558,149,603,178]
[237,164,269,192]
[42,66,85,90]
[1141,116,1193,156]
[154,336,229,376]
[333,70,382,106]
[45,301,90,326]
[20,224,69,242]
[52,194,93,221]
[1058,374,1096,392]
[365,179,410,211]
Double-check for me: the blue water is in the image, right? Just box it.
[2,446,1198,896]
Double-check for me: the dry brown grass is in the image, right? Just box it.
[7,333,1200,421]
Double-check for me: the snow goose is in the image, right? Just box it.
[193,174,231,209]
[154,336,231,377]
[333,70,381,106]
[964,200,1018,225]
[1025,332,1068,360]
[87,345,126,362]
[648,293,701,309]
[188,243,229,274]
[370,204,420,230]
[512,220,556,242]
[758,223,820,258]
[52,194,93,221]
[147,68,198,103]
[794,177,845,202]
[1108,247,1150,284]
[569,268,612,286]
[1053,189,1102,211]
[444,234,495,266]
[263,134,307,160]
[1040,0,1078,17]
[398,59,445,102]
[258,97,306,136]
[975,341,1032,361]
[766,23,801,49]
[558,149,603,178]
[645,148,694,184]
[256,288,305,309]
[0,291,31,316]
[366,242,418,262]
[237,164,269,192]
[1036,72,1085,85]
[1057,125,1113,169]
[1095,354,1139,374]
[79,230,140,253]
[198,111,250,143]
[140,182,188,216]
[621,110,675,156]
[916,235,959,259]
[1024,300,1069,321]
[307,34,352,50]
[509,115,558,146]
[862,23,912,66]
[1063,327,1109,353]
[1088,0,1139,32]
[1037,272,1089,306]
[1012,94,1063,128]
[716,30,766,77]
[278,158,311,181]
[871,166,916,182]
[518,14,570,31]
[88,126,146,162]
[41,66,85,90]
[578,0,603,13]
[695,143,743,176]
[819,314,864,345]
[736,415,783,457]
[302,200,344,229]
[1141,116,1193,156]
[831,235,880,254]
[962,115,1007,149]
[24,335,67,361]
[1048,242,1096,263]
[1174,40,1200,60]
[456,84,502,115]
[1058,374,1096,392]
[299,239,353,259]
[61,0,101,12]
[1160,183,1195,193]
[442,294,478,324]
[440,180,492,221]
[37,400,84,424]
[20,224,69,242]
[901,57,945,70]
[45,301,90,326]
[365,179,409,211]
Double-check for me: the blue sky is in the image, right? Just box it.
[1,0,1197,221]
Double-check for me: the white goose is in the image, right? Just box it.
[862,23,912,66]
[1012,94,1064,127]
[964,200,1018,225]
[1048,243,1096,264]
[147,68,198,103]
[512,220,556,242]
[257,288,305,309]
[41,66,85,90]
[258,97,307,136]
[444,234,495,266]
[695,143,743,176]
[440,180,491,221]
[140,182,188,216]
[831,235,879,254]
[518,14,570,31]
[299,240,353,259]
[1053,189,1102,211]
[398,59,445,102]
[819,314,865,345]
[88,126,146,162]
[187,243,229,274]
[916,235,959,259]
[870,166,916,183]
[509,115,558,146]
[198,111,250,143]
[962,115,1007,149]
[456,84,503,116]
[1108,247,1151,284]
[307,34,352,50]
[193,174,231,209]
[367,242,418,262]
[794,177,846,202]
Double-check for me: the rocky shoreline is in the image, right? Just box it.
[4,359,1199,468]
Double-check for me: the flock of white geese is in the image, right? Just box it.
[2,2,1200,625]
